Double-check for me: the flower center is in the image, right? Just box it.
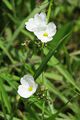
[28,86,33,91]
[43,32,48,37]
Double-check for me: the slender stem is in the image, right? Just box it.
[70,50,80,56]
[42,101,45,120]
[42,72,45,84]
[41,43,45,84]
[47,0,53,23]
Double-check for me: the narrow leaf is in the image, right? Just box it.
[0,79,11,113]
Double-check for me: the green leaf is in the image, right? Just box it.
[48,56,80,92]
[0,112,20,120]
[0,40,15,64]
[30,0,36,10]
[34,23,73,80]
[3,0,13,11]
[1,95,7,120]
[44,72,63,81]
[7,13,34,41]
[0,78,11,113]
[0,73,19,90]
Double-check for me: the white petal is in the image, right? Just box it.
[35,30,53,43]
[47,22,56,37]
[20,74,34,86]
[34,26,46,36]
[25,12,47,33]
[39,12,46,22]
[34,13,47,26]
[36,33,52,43]
[32,83,38,94]
[17,85,34,98]
[25,18,36,32]
[34,13,42,25]
[39,36,53,43]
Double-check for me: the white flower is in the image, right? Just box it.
[25,12,47,32]
[34,22,56,43]
[25,12,57,43]
[17,74,38,98]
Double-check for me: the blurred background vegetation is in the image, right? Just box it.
[0,0,80,120]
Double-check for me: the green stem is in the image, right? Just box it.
[42,101,45,120]
[41,43,45,84]
[47,0,53,23]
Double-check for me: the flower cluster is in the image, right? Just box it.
[17,12,57,99]
[25,12,56,43]
[18,74,38,98]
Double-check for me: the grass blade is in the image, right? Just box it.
[0,78,11,113]
[48,56,80,92]
[3,0,13,11]
[0,40,15,64]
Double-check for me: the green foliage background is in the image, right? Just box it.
[0,0,80,120]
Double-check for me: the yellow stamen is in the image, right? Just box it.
[43,32,48,37]
[28,86,33,91]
